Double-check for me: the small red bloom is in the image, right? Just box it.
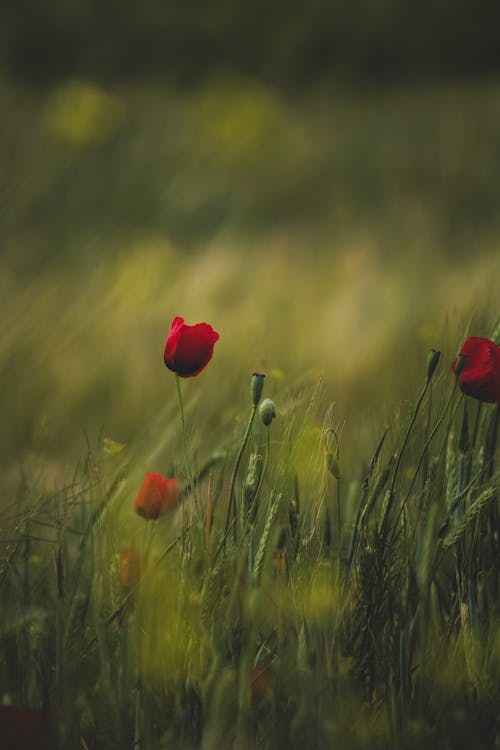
[452,336,500,403]
[164,316,219,377]
[134,472,180,520]
[0,706,53,750]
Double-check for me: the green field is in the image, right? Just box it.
[1,74,500,748]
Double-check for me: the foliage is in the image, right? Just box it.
[1,323,500,748]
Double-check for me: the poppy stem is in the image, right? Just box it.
[176,374,202,525]
[249,424,270,524]
[394,384,459,548]
[224,404,257,547]
[380,379,430,541]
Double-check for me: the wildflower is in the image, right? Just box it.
[116,549,145,590]
[164,316,219,377]
[452,336,500,403]
[134,472,180,520]
[0,706,53,750]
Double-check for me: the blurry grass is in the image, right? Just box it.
[1,73,499,486]
[1,70,499,749]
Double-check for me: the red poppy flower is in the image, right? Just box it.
[164,316,219,377]
[0,706,53,750]
[452,336,500,403]
[134,472,180,520]
[116,549,145,590]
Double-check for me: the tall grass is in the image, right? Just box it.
[1,321,499,749]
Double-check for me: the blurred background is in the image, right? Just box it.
[1,0,500,488]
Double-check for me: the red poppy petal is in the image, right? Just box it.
[134,472,180,520]
[164,318,219,377]
[164,317,186,366]
[173,324,219,377]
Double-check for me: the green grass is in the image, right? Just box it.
[1,73,500,748]
[1,319,499,749]
[2,74,500,482]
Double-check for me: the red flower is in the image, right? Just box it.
[0,706,53,750]
[134,472,180,520]
[164,316,219,377]
[452,336,500,403]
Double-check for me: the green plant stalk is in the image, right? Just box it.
[224,404,257,546]
[380,378,430,540]
[392,385,459,545]
[247,425,270,526]
[325,428,342,569]
[176,374,202,525]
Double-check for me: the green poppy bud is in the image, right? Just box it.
[453,353,467,379]
[251,373,266,406]
[259,398,276,426]
[426,349,441,382]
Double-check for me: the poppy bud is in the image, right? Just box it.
[453,353,468,379]
[134,472,180,520]
[426,349,441,381]
[259,398,276,426]
[251,373,266,406]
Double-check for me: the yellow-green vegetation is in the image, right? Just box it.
[1,73,500,749]
[2,332,500,749]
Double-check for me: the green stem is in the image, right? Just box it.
[392,386,459,547]
[336,474,342,571]
[325,428,342,569]
[175,374,202,524]
[248,425,270,525]
[224,405,257,546]
[380,380,429,540]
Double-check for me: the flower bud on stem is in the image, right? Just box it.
[259,398,276,426]
[224,374,266,548]
[426,349,441,382]
[251,373,266,406]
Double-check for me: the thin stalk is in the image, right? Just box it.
[325,428,342,570]
[224,405,257,546]
[391,386,459,545]
[248,425,270,525]
[176,374,202,524]
[325,427,342,578]
[471,400,483,452]
[336,475,342,571]
[380,379,429,540]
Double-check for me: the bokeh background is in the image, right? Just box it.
[2,1,500,488]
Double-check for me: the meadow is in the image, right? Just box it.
[1,73,500,749]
